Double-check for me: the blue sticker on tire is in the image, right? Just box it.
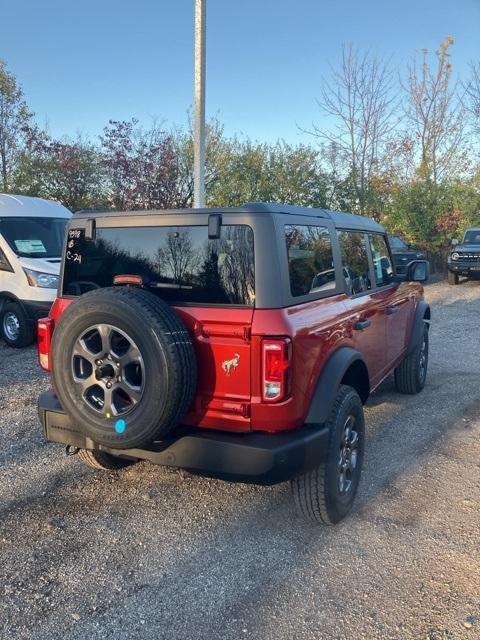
[114,419,126,434]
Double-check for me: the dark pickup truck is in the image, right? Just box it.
[447,228,480,285]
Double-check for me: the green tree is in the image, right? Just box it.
[0,59,32,191]
[383,176,480,270]
[14,133,106,211]
[208,138,269,206]
[208,138,329,208]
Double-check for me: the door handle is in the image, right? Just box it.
[354,318,371,331]
[386,305,399,315]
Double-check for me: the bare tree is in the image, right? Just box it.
[405,37,466,184]
[462,62,480,136]
[317,141,355,210]
[310,45,398,214]
[156,230,199,283]
[0,59,32,190]
[219,226,255,304]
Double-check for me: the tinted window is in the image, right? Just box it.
[62,225,255,306]
[369,234,394,287]
[337,231,371,296]
[285,225,335,297]
[0,217,68,258]
[389,235,408,251]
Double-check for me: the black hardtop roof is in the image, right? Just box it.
[243,202,384,232]
[74,202,384,233]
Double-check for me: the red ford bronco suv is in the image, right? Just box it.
[37,203,430,524]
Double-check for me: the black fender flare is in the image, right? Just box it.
[407,300,431,354]
[305,347,370,426]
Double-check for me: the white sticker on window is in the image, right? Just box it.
[14,239,47,254]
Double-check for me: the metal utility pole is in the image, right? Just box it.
[194,0,206,208]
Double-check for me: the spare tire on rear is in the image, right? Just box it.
[51,287,197,449]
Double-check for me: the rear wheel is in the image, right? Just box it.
[291,385,365,525]
[394,324,429,394]
[0,301,35,348]
[447,271,459,285]
[77,448,137,471]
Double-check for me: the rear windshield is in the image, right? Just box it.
[62,224,255,306]
[0,217,68,258]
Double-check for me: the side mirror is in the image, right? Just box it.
[451,238,459,246]
[406,259,429,283]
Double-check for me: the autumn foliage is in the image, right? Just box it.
[0,38,479,271]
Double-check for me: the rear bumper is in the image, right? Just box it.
[38,391,329,485]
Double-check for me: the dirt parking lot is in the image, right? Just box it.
[0,279,479,640]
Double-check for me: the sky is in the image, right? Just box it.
[2,0,479,144]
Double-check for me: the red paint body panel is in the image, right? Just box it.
[251,294,352,431]
[50,296,74,322]
[46,282,422,434]
[173,306,253,432]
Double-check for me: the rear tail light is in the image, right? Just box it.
[262,338,291,403]
[37,317,54,371]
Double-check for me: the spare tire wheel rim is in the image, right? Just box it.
[71,323,145,417]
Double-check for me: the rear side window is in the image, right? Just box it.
[285,225,335,297]
[337,231,371,296]
[62,225,255,306]
[368,234,394,287]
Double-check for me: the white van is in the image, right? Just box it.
[0,194,72,347]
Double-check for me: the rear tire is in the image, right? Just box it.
[394,324,428,394]
[291,385,365,525]
[77,449,137,471]
[1,301,35,348]
[447,271,459,285]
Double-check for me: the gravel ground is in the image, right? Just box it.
[0,279,479,640]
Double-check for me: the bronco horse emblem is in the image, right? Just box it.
[222,353,240,375]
